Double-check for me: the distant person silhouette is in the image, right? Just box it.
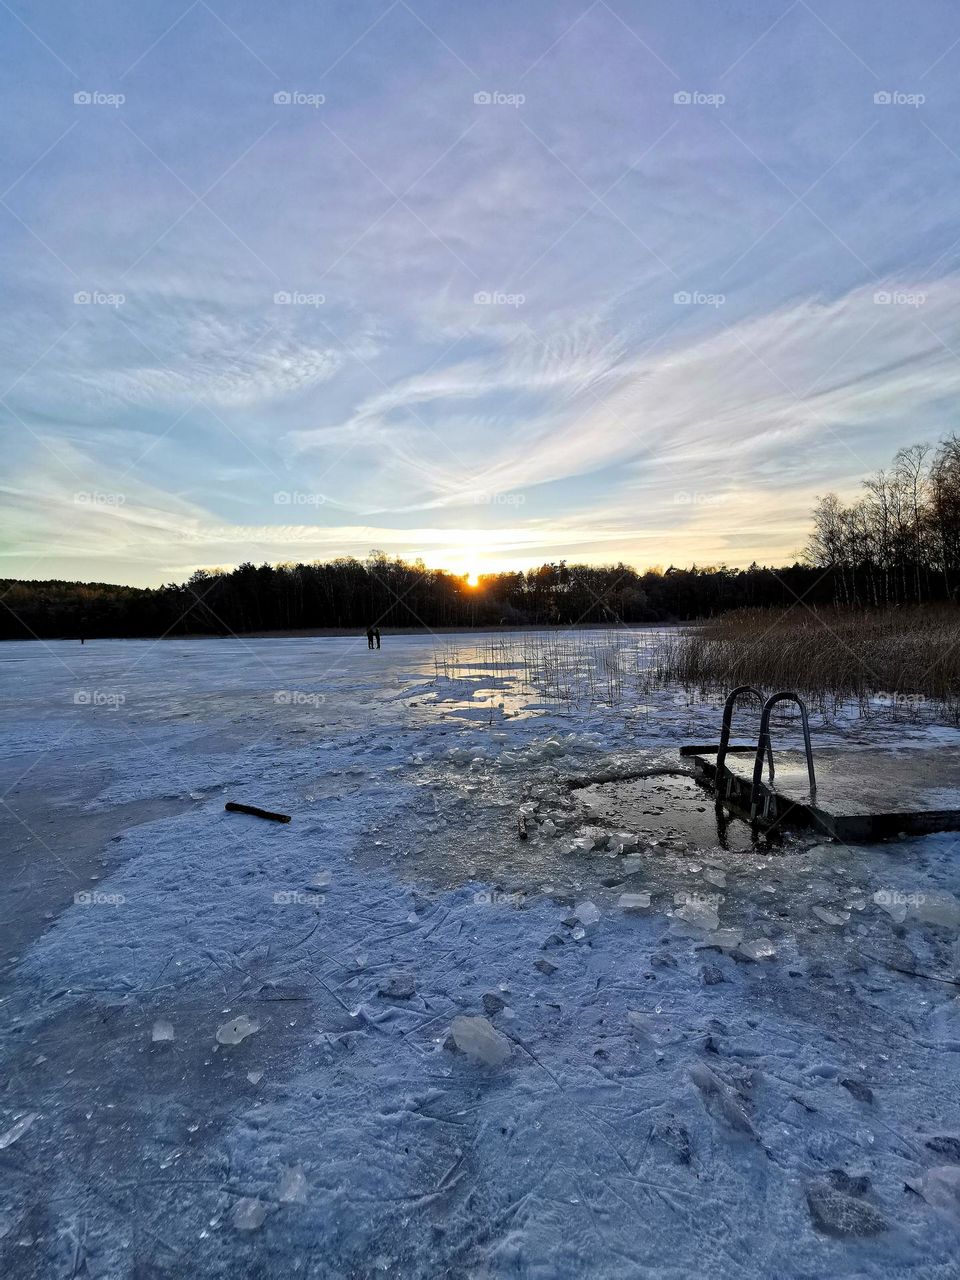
[374,627,381,650]
[366,626,375,649]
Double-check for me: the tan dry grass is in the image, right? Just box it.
[651,606,960,721]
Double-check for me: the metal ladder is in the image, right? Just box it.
[715,685,771,791]
[749,691,817,822]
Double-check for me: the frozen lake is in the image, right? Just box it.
[1,631,959,1277]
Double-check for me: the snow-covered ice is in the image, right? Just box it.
[1,630,960,1276]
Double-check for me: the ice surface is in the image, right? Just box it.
[6,631,960,1278]
[216,1014,260,1045]
[450,1015,511,1066]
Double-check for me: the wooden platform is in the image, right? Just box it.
[685,744,960,841]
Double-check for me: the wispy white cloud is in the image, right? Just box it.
[3,0,960,584]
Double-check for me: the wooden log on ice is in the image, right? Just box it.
[225,801,291,823]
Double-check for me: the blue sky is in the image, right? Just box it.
[2,0,960,585]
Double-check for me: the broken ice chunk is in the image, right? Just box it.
[216,1014,260,1045]
[913,892,960,928]
[151,1019,175,1043]
[0,1112,38,1150]
[703,869,726,888]
[574,900,601,925]
[278,1164,309,1204]
[618,892,651,912]
[698,928,743,952]
[565,836,594,856]
[872,890,907,923]
[739,938,776,960]
[673,899,720,932]
[911,1166,960,1216]
[805,1182,887,1237]
[813,906,849,926]
[247,1071,263,1084]
[626,1011,659,1049]
[450,1015,511,1066]
[232,1197,267,1231]
[377,974,416,1000]
[690,1064,758,1139]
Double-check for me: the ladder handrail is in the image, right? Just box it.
[750,692,816,818]
[716,686,771,779]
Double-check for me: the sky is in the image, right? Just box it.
[2,0,960,587]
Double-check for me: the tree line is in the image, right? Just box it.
[1,557,831,640]
[807,435,960,607]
